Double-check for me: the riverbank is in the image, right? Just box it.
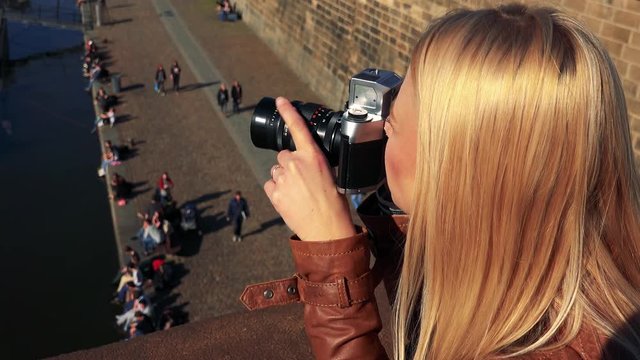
[83,0,324,325]
[55,0,388,356]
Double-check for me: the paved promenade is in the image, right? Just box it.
[90,0,325,323]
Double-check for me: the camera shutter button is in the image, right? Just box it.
[347,108,368,122]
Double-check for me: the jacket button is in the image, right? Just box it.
[263,289,274,299]
[287,285,297,295]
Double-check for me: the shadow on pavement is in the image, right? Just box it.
[108,18,134,26]
[129,181,151,199]
[121,83,145,92]
[180,81,219,92]
[237,103,257,114]
[199,211,228,235]
[116,114,137,124]
[188,190,230,205]
[243,217,285,239]
[178,210,228,257]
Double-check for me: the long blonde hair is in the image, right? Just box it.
[394,3,640,359]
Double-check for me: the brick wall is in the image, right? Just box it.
[235,0,640,162]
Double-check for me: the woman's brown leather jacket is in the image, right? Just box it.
[241,196,614,359]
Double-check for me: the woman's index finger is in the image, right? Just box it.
[275,97,317,152]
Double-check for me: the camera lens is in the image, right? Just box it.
[250,97,343,165]
[250,97,281,150]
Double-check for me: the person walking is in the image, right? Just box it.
[170,61,181,94]
[154,64,166,96]
[231,80,242,113]
[226,191,249,242]
[217,83,229,114]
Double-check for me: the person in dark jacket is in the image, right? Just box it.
[94,87,109,112]
[226,191,249,242]
[170,61,181,93]
[129,311,155,338]
[231,80,242,113]
[154,64,166,96]
[217,83,229,114]
[110,172,132,205]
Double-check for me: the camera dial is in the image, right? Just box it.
[347,108,368,122]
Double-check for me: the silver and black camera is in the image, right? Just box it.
[250,68,403,194]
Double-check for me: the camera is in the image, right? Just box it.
[250,68,403,194]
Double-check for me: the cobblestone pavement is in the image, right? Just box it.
[92,0,328,322]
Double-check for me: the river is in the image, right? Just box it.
[0,4,120,359]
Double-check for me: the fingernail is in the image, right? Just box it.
[276,97,286,106]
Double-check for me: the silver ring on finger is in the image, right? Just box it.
[270,164,282,181]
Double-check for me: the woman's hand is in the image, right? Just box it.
[264,97,355,241]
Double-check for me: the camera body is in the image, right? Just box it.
[250,68,403,194]
[337,68,403,193]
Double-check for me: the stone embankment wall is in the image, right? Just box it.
[234,0,640,163]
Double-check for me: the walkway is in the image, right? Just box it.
[56,1,390,357]
[87,0,324,324]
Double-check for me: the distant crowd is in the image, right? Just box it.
[84,30,252,339]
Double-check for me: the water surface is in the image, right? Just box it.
[0,19,120,360]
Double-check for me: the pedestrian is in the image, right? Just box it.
[154,64,166,96]
[231,80,242,113]
[217,83,229,114]
[226,191,249,242]
[170,61,181,94]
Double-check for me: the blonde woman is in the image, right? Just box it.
[251,3,640,359]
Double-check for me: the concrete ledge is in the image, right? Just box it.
[52,305,313,360]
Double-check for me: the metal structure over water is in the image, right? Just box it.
[1,0,91,31]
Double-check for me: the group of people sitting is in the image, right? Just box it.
[83,39,110,92]
[111,246,177,339]
[86,40,118,129]
[96,138,135,206]
[83,31,200,340]
[132,172,183,255]
[94,87,118,129]
[216,0,239,21]
[87,37,135,205]
[108,171,199,340]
